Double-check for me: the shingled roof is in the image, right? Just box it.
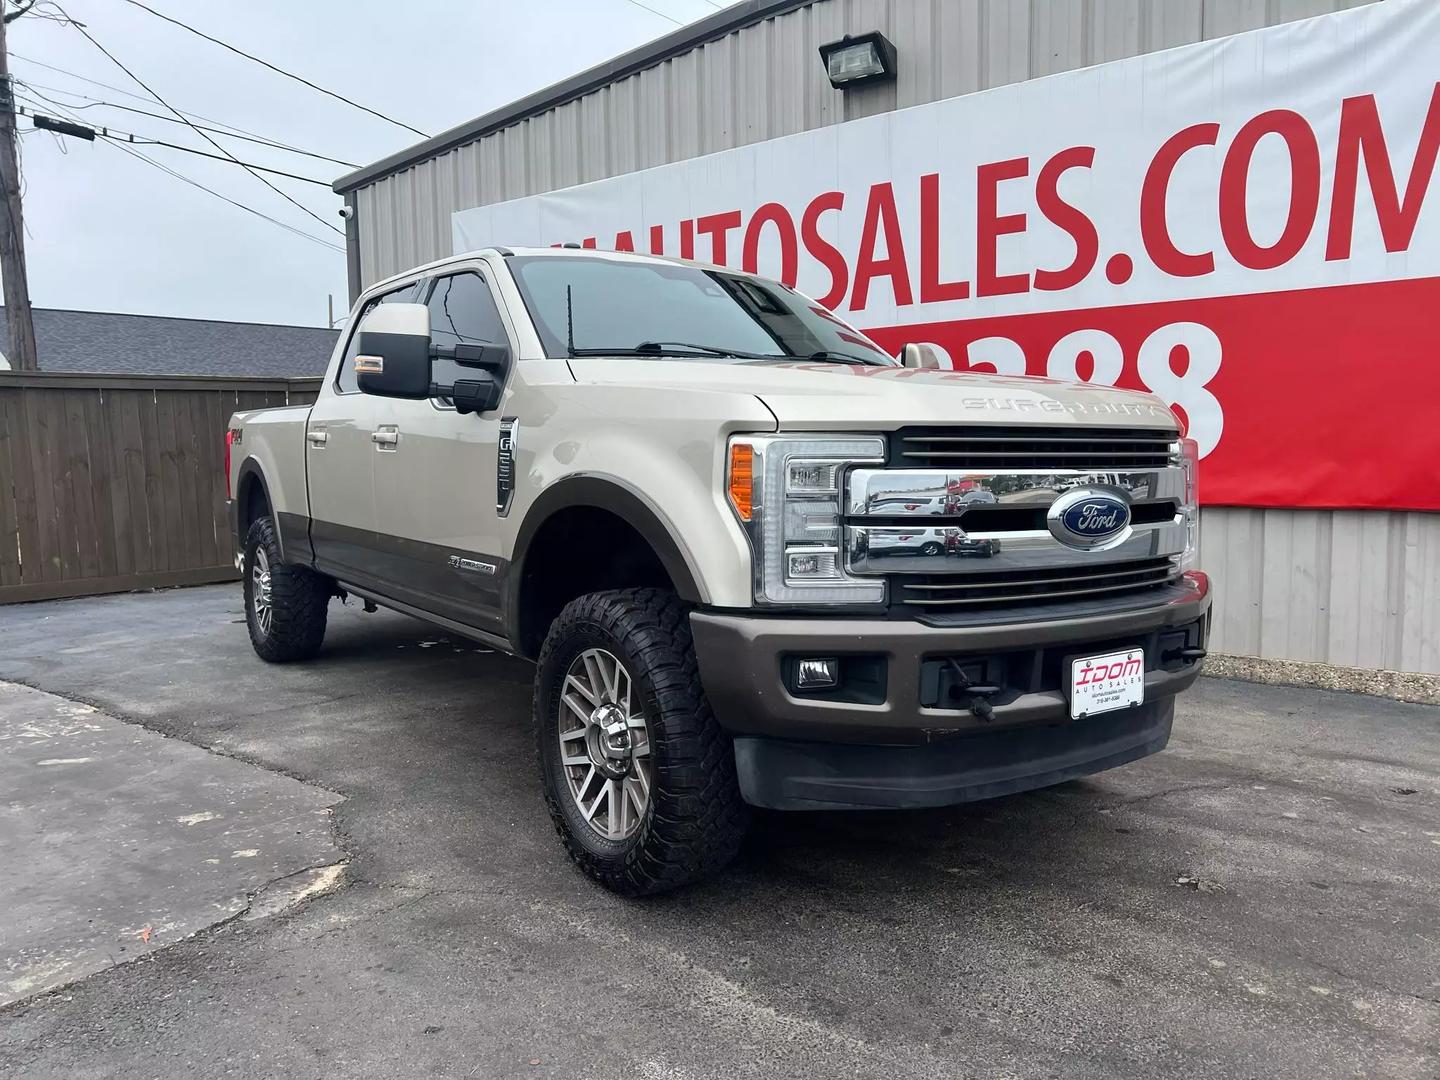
[0,307,339,377]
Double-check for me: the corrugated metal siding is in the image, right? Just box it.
[351,0,1440,678]
[1202,509,1440,675]
[354,0,1377,288]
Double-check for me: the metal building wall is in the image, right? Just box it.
[348,0,1440,677]
[351,0,1378,288]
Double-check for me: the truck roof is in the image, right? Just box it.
[365,245,746,296]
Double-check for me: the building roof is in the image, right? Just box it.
[0,307,339,377]
[332,0,816,195]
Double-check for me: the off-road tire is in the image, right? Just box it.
[535,588,749,896]
[243,515,330,663]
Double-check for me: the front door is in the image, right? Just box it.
[370,268,513,636]
[305,282,422,587]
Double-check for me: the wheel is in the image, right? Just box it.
[242,515,330,663]
[535,588,749,896]
[920,540,944,556]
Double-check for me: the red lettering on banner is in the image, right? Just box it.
[863,277,1440,511]
[581,237,598,248]
[1220,110,1321,269]
[1326,84,1440,260]
[1034,147,1099,292]
[1141,123,1219,277]
[696,210,743,264]
[680,219,695,260]
[919,173,970,302]
[852,182,914,311]
[977,158,1030,296]
[613,230,636,252]
[801,192,849,309]
[649,224,666,255]
[743,202,799,286]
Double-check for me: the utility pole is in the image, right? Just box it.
[0,2,38,371]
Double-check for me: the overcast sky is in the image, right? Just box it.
[8,0,718,327]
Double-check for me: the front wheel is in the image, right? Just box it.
[242,516,330,662]
[535,588,749,896]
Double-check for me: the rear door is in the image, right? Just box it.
[369,268,514,635]
[305,282,421,586]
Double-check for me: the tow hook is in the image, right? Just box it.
[1162,646,1208,664]
[946,659,1002,722]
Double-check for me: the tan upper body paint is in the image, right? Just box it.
[230,247,1178,621]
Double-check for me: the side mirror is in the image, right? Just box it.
[356,302,432,398]
[901,342,943,370]
[449,378,502,416]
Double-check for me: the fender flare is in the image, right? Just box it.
[234,458,288,562]
[505,474,707,634]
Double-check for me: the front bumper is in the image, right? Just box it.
[690,572,1210,808]
[734,699,1174,810]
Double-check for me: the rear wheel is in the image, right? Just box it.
[535,588,748,896]
[243,516,330,662]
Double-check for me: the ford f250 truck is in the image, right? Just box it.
[226,247,1209,896]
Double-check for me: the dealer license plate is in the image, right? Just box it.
[1069,648,1145,719]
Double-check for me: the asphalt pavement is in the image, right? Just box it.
[0,585,1436,1079]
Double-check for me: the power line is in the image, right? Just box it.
[620,0,686,26]
[23,90,343,253]
[11,52,311,144]
[58,7,343,235]
[15,104,332,185]
[119,0,429,138]
[14,78,359,167]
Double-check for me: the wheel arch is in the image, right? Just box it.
[506,475,708,659]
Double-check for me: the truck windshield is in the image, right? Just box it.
[507,254,895,365]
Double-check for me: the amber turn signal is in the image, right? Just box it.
[728,442,754,521]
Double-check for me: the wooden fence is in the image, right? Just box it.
[0,372,321,604]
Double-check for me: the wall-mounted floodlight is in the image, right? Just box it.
[818,32,898,89]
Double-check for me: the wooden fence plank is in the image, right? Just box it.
[62,388,102,581]
[88,388,132,579]
[115,391,154,576]
[27,389,69,583]
[0,389,25,588]
[137,387,171,575]
[155,391,187,574]
[2,390,40,588]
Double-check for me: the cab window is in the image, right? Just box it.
[335,282,421,394]
[425,272,508,389]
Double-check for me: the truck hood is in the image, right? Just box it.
[566,358,1177,430]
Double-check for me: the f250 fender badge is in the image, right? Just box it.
[448,555,497,576]
[1046,488,1132,550]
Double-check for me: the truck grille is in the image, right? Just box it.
[895,557,1179,611]
[892,427,1176,470]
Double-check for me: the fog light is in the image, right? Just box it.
[795,657,840,691]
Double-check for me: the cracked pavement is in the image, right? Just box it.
[0,585,1436,1079]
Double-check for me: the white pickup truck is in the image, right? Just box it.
[226,247,1210,895]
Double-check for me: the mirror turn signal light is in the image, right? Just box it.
[728,442,754,521]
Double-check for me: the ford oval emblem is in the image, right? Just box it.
[1047,488,1132,549]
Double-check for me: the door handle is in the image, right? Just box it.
[371,426,399,450]
[306,429,328,448]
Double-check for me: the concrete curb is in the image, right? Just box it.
[1205,653,1440,706]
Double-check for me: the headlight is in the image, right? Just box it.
[1177,436,1200,572]
[726,434,886,605]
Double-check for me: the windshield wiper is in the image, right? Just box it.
[569,341,775,360]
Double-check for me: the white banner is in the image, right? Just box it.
[453,0,1440,511]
